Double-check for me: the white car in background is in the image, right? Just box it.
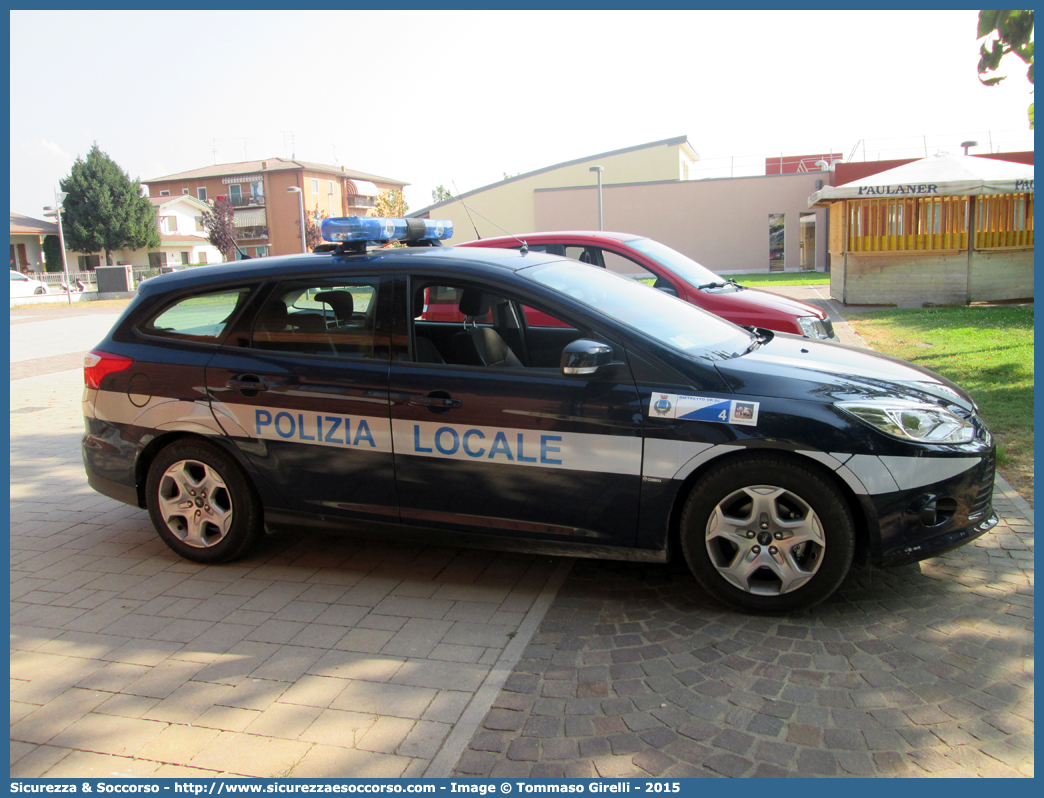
[10,270,49,297]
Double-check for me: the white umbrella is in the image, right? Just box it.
[809,152,1034,206]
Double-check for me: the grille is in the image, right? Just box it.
[969,457,995,520]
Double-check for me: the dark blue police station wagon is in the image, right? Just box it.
[81,217,998,612]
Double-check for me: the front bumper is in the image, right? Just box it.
[869,450,998,567]
[877,510,998,567]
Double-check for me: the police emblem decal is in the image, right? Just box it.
[653,394,673,417]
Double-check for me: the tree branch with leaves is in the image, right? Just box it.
[977,10,1034,127]
[431,185,453,204]
[297,205,329,252]
[202,197,238,261]
[374,189,409,218]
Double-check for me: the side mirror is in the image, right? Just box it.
[561,339,613,376]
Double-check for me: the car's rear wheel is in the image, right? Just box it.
[145,439,263,563]
[34,285,46,295]
[680,456,854,613]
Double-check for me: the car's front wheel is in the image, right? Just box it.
[34,285,46,295]
[680,456,854,613]
[145,439,263,563]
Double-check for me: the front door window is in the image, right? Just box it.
[389,275,643,544]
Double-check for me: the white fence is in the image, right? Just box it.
[37,267,172,288]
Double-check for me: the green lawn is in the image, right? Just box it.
[728,271,830,287]
[848,305,1034,502]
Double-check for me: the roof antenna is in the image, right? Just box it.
[451,181,528,253]
[452,181,481,241]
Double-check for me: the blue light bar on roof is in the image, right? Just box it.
[320,216,453,244]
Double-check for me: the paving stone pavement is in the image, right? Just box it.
[10,297,1035,779]
[452,504,1033,779]
[10,357,564,778]
[452,285,1035,779]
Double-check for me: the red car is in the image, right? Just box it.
[455,232,836,340]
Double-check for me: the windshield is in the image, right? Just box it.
[522,260,752,360]
[624,238,725,287]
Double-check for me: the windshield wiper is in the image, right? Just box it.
[697,281,728,290]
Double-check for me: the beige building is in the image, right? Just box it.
[416,136,699,240]
[145,158,408,258]
[68,196,225,269]
[412,136,830,274]
[531,172,829,273]
[10,213,59,272]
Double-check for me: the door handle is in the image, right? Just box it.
[226,376,277,392]
[408,393,462,410]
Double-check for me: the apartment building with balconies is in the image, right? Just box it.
[145,158,408,258]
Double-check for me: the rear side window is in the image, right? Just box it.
[140,288,252,343]
[251,279,383,360]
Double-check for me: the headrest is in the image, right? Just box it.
[258,300,288,326]
[459,288,489,318]
[314,290,354,316]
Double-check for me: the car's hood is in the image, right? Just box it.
[714,333,976,412]
[706,285,826,321]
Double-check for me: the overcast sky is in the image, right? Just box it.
[9,9,1035,218]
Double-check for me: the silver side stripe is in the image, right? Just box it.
[213,401,643,475]
[879,455,981,489]
[841,455,900,494]
[213,401,393,452]
[86,389,224,435]
[89,390,985,495]
[392,419,642,475]
[808,452,981,496]
[643,439,720,480]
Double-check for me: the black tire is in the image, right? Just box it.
[145,438,263,563]
[34,286,46,295]
[679,456,854,613]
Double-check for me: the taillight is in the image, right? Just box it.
[84,350,134,389]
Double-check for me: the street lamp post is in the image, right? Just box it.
[287,186,307,253]
[43,190,72,307]
[589,165,604,231]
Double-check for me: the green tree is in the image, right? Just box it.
[374,189,408,217]
[42,235,63,272]
[60,144,160,265]
[202,197,238,261]
[977,10,1034,127]
[431,185,453,204]
[372,190,409,247]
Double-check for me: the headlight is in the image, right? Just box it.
[797,315,831,339]
[837,400,975,444]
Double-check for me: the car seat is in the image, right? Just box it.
[450,289,522,368]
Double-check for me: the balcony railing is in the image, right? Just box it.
[227,195,265,207]
[236,227,270,240]
[348,196,376,208]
